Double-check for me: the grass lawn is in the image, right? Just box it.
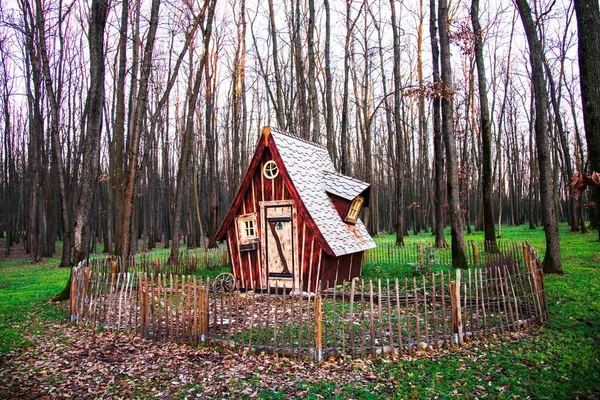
[0,223,599,398]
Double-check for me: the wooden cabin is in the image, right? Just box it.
[215,127,376,292]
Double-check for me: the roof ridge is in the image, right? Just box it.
[271,127,328,150]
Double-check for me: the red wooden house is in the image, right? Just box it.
[215,127,376,292]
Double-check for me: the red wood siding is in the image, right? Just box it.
[328,193,351,220]
[318,251,364,290]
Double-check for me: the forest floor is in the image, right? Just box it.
[0,224,599,399]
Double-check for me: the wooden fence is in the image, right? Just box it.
[364,240,522,268]
[70,243,546,361]
[82,247,229,277]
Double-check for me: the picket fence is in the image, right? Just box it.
[82,247,228,277]
[365,240,524,268]
[70,243,546,361]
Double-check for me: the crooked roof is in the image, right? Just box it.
[270,128,376,257]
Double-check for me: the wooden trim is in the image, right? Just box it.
[261,159,265,202]
[262,126,271,144]
[251,179,256,209]
[300,222,306,290]
[308,238,315,292]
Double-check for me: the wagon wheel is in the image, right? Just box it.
[213,272,236,293]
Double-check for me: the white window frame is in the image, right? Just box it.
[237,213,258,244]
[263,160,279,179]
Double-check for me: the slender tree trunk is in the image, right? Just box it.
[574,0,600,239]
[35,0,72,266]
[307,0,320,141]
[267,0,286,128]
[439,0,467,268]
[111,0,129,255]
[430,0,447,248]
[21,0,42,262]
[390,0,405,246]
[471,0,497,252]
[324,0,336,165]
[172,0,217,263]
[120,0,161,257]
[55,0,109,301]
[515,0,563,273]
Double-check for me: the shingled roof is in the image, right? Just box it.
[270,129,376,257]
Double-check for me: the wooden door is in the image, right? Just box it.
[264,204,295,288]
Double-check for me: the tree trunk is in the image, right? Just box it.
[120,0,161,257]
[574,0,600,240]
[515,0,563,274]
[439,0,467,268]
[170,0,217,262]
[55,0,109,301]
[267,0,286,128]
[307,0,320,142]
[111,0,129,255]
[324,0,336,165]
[430,0,447,248]
[471,0,497,252]
[390,0,405,246]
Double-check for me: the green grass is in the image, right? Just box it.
[0,256,70,352]
[1,224,599,398]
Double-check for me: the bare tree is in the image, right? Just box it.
[390,0,405,246]
[35,0,72,266]
[119,0,161,257]
[574,0,600,240]
[170,0,217,263]
[471,0,497,251]
[515,0,563,274]
[307,0,320,141]
[429,0,447,248]
[439,0,467,268]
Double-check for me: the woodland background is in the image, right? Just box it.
[0,0,598,275]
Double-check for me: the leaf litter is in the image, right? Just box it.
[0,321,395,398]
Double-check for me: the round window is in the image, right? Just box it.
[263,160,279,179]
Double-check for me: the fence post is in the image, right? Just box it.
[472,243,479,266]
[418,244,423,264]
[314,294,323,362]
[222,249,228,267]
[200,280,207,343]
[70,266,78,322]
[139,274,148,337]
[450,269,463,345]
[523,244,544,321]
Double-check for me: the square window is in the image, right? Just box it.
[237,213,258,244]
